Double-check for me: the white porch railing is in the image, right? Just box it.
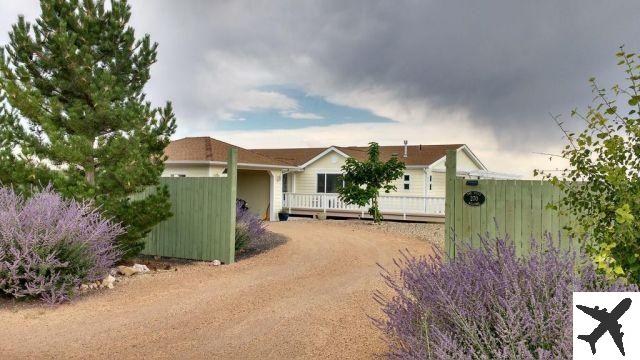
[282,192,445,217]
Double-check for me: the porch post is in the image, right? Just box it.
[268,170,280,221]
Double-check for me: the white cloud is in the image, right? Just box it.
[281,111,324,120]
[207,114,567,178]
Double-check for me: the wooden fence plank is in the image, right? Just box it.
[495,180,506,239]
[488,179,498,239]
[139,150,237,263]
[504,180,515,248]
[514,181,523,256]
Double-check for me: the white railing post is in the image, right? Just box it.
[288,193,292,213]
[322,194,327,213]
[402,196,407,220]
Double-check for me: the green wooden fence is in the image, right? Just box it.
[139,149,238,263]
[444,150,575,259]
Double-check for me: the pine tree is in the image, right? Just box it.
[0,0,176,258]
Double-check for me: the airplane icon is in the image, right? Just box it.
[576,297,632,356]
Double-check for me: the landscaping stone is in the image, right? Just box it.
[117,265,139,277]
[101,275,116,289]
[79,284,89,291]
[132,263,151,274]
[211,260,221,266]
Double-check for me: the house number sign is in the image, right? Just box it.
[463,191,485,206]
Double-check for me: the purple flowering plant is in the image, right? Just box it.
[375,233,638,359]
[0,186,122,304]
[235,200,267,252]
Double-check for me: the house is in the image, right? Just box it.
[163,137,516,222]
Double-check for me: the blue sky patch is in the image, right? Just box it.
[214,87,394,131]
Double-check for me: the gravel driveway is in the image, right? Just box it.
[0,220,438,359]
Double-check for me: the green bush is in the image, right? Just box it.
[538,47,640,282]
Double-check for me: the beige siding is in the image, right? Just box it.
[456,150,481,170]
[389,168,425,197]
[427,148,484,198]
[294,151,347,193]
[162,164,211,177]
[429,172,447,198]
[292,150,426,197]
[237,169,270,219]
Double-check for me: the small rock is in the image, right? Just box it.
[80,284,89,291]
[211,259,221,266]
[117,265,139,277]
[109,268,119,277]
[101,275,116,289]
[89,283,97,290]
[132,263,151,274]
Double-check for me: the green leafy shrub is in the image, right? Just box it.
[338,142,405,223]
[538,47,640,282]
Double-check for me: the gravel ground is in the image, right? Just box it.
[0,220,433,359]
[289,217,444,250]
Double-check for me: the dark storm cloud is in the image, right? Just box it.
[125,0,640,147]
[2,1,640,149]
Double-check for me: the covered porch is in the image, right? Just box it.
[282,192,446,222]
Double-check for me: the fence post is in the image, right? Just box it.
[444,150,457,259]
[225,148,238,264]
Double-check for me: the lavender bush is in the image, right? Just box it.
[0,186,122,304]
[375,234,638,359]
[235,200,267,252]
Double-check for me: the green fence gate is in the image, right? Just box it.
[140,149,238,263]
[444,150,575,259]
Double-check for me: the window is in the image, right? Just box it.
[171,174,186,178]
[429,175,432,190]
[403,174,410,190]
[282,173,288,192]
[317,173,343,193]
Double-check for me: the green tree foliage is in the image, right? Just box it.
[538,47,640,282]
[338,142,406,223]
[0,0,176,258]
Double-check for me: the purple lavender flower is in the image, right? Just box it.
[0,185,122,304]
[235,201,267,251]
[375,233,637,359]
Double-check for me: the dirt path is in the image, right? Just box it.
[0,221,435,359]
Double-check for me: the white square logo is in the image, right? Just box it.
[573,292,640,359]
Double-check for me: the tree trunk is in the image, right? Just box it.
[85,159,95,186]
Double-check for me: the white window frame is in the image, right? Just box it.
[403,174,411,191]
[316,172,344,193]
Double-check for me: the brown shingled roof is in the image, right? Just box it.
[166,137,467,168]
[252,144,465,167]
[164,137,294,166]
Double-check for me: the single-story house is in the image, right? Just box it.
[163,137,517,222]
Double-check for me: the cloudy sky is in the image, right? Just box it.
[1,1,640,176]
